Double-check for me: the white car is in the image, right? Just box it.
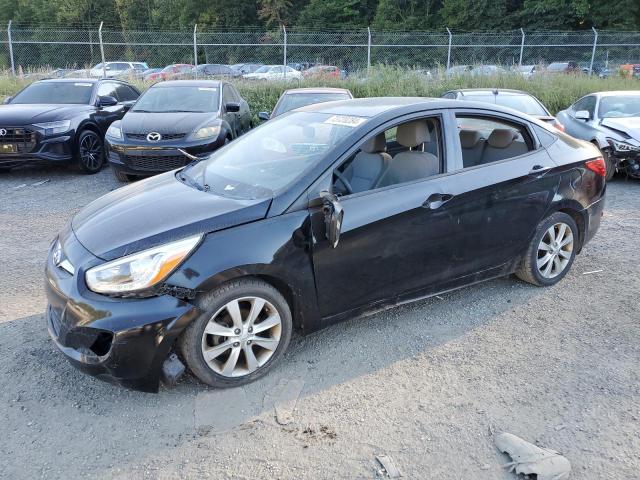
[89,61,149,78]
[242,65,302,82]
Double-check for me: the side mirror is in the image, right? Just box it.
[225,102,240,113]
[3,96,12,104]
[319,191,344,248]
[258,111,270,121]
[575,110,590,121]
[97,95,118,107]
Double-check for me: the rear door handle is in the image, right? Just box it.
[422,193,454,209]
[529,164,552,176]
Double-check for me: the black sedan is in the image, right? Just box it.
[105,80,251,181]
[46,98,605,392]
[0,78,139,173]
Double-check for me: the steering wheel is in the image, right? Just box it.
[334,170,353,195]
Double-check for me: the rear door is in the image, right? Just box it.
[441,110,560,275]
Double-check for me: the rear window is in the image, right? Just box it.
[11,82,94,104]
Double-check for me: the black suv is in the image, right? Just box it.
[0,78,139,173]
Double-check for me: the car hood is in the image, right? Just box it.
[72,171,271,260]
[120,111,220,135]
[601,117,640,139]
[0,104,93,124]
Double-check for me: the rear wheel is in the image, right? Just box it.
[516,212,578,287]
[113,169,133,182]
[76,130,104,174]
[592,142,615,181]
[179,278,292,388]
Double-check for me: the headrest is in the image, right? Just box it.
[487,129,517,149]
[460,130,482,149]
[397,120,430,148]
[361,133,386,153]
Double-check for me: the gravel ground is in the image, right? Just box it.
[0,165,639,480]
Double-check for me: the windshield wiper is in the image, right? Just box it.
[163,109,207,113]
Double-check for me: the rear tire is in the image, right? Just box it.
[516,212,578,287]
[113,169,133,182]
[179,278,292,388]
[76,130,104,174]
[592,142,615,181]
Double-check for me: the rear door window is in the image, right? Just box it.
[455,115,535,168]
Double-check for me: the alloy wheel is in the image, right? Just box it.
[537,222,574,279]
[79,133,103,170]
[200,296,282,378]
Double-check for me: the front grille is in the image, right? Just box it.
[0,127,37,153]
[126,132,186,141]
[124,154,188,172]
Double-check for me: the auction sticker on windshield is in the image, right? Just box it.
[324,115,367,127]
[74,83,93,87]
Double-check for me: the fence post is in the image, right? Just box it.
[519,28,525,67]
[282,25,287,79]
[589,27,598,76]
[193,24,198,77]
[367,27,371,76]
[7,21,15,76]
[446,27,452,72]
[98,21,106,78]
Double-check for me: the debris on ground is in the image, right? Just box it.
[31,179,50,186]
[12,183,27,189]
[495,432,571,480]
[582,269,604,275]
[376,454,402,478]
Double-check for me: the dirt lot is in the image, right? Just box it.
[1,166,639,480]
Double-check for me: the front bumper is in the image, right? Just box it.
[45,227,200,392]
[0,132,74,167]
[106,135,224,176]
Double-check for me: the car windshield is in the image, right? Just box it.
[131,86,219,113]
[598,96,640,118]
[273,92,352,116]
[180,111,364,199]
[462,93,548,115]
[11,81,94,104]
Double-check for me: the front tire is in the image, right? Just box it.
[113,169,133,182]
[516,212,578,287]
[76,130,104,174]
[179,278,292,388]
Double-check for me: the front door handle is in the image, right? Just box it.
[422,193,454,209]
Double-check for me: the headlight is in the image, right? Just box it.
[106,124,123,140]
[85,235,201,294]
[191,125,221,140]
[32,120,70,135]
[607,138,640,152]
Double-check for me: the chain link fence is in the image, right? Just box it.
[0,23,639,76]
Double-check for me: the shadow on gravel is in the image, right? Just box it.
[0,276,544,477]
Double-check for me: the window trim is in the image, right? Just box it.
[450,108,542,171]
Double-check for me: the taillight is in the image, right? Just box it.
[585,157,606,177]
[553,120,565,132]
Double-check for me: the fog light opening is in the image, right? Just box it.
[89,331,113,357]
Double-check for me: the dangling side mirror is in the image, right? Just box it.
[319,191,343,248]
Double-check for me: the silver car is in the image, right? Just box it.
[556,91,640,180]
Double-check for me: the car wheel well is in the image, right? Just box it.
[556,207,585,252]
[78,123,101,139]
[253,274,299,329]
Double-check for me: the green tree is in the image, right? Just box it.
[296,0,372,29]
[373,0,443,30]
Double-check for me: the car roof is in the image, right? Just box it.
[300,97,489,117]
[283,87,351,95]
[449,88,533,96]
[36,78,100,84]
[595,90,640,97]
[152,80,222,88]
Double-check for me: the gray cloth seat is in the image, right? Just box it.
[376,120,439,187]
[341,133,390,193]
[459,130,485,167]
[481,128,529,164]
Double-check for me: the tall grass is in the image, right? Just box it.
[0,65,638,116]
